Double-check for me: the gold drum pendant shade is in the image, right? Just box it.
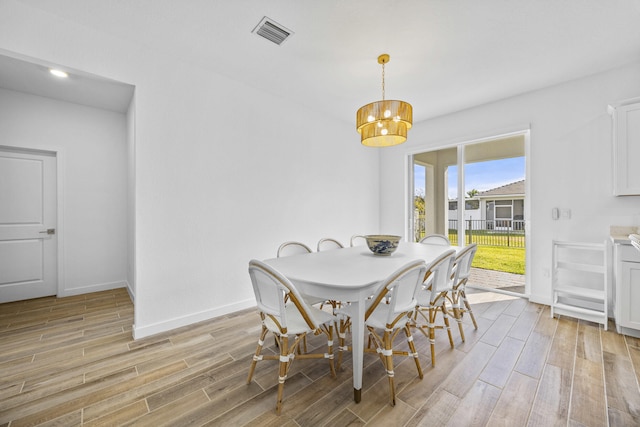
[356,54,412,147]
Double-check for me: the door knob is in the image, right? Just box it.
[39,229,56,235]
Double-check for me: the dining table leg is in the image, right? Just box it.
[351,297,365,403]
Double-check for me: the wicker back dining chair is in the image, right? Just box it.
[336,259,428,406]
[276,240,324,350]
[317,237,344,251]
[630,234,640,252]
[412,248,457,367]
[419,234,451,246]
[246,260,336,415]
[315,237,348,332]
[277,241,313,258]
[450,244,478,341]
[350,234,367,247]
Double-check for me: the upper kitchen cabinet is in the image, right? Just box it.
[608,97,640,196]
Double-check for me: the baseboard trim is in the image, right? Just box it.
[58,280,127,298]
[132,298,256,340]
[125,281,135,303]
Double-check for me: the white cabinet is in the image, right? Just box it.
[551,241,607,329]
[614,243,640,336]
[608,97,640,196]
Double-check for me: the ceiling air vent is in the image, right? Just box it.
[252,16,293,45]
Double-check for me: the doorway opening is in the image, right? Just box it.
[412,132,528,296]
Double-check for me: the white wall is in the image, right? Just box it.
[0,1,380,337]
[0,88,128,295]
[126,95,136,300]
[132,59,379,337]
[380,61,640,305]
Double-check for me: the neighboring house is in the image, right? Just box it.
[448,180,525,230]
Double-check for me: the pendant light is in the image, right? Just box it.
[356,54,412,147]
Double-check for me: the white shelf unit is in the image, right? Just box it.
[551,241,608,329]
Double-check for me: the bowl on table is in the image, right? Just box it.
[365,235,401,256]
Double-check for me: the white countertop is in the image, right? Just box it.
[610,226,638,245]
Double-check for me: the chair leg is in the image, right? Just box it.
[336,319,348,370]
[326,323,336,378]
[336,317,350,371]
[247,326,269,384]
[440,298,454,349]
[337,330,344,370]
[404,324,423,379]
[460,289,478,330]
[451,290,465,342]
[383,329,396,406]
[275,334,290,415]
[428,305,437,366]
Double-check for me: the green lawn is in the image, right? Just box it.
[472,245,525,275]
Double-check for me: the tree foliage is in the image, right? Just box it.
[414,195,425,214]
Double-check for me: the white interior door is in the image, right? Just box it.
[0,147,57,303]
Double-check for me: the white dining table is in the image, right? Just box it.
[263,240,459,403]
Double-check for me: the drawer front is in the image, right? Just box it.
[619,244,640,263]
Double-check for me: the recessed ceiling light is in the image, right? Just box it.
[49,69,68,78]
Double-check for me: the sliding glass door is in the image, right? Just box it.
[412,132,527,295]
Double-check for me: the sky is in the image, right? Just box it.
[414,157,525,199]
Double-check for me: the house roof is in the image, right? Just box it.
[477,180,525,198]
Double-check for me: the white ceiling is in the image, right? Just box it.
[3,0,640,122]
[0,53,134,113]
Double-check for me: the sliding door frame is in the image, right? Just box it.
[407,127,531,296]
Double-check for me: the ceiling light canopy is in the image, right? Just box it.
[356,54,412,147]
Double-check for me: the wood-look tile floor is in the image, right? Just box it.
[1,288,640,426]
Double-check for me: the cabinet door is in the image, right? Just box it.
[613,102,640,196]
[619,261,640,329]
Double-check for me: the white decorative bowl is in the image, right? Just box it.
[365,235,401,256]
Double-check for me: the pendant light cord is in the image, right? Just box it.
[381,61,386,101]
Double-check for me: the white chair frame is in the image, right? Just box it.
[337,259,428,406]
[317,237,344,251]
[419,234,451,246]
[350,234,367,247]
[246,260,336,414]
[412,249,457,367]
[450,244,479,341]
[277,241,312,258]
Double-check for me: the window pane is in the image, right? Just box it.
[496,206,512,219]
[465,200,479,210]
[514,199,524,217]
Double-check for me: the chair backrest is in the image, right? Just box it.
[248,259,317,330]
[365,260,427,324]
[277,241,312,258]
[419,234,451,246]
[630,234,640,253]
[452,243,478,284]
[350,234,367,247]
[317,238,344,251]
[423,249,457,295]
